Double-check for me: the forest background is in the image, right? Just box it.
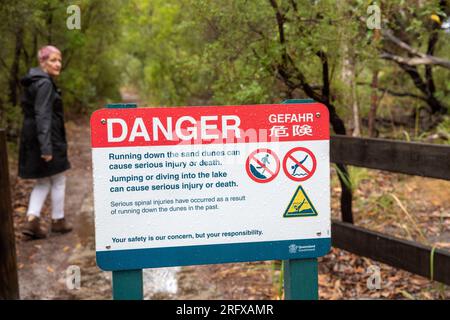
[0,0,449,142]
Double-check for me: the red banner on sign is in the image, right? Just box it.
[90,103,329,148]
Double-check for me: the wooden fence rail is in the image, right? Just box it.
[332,220,450,285]
[331,135,450,180]
[330,135,450,285]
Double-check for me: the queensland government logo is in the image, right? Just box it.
[288,244,316,254]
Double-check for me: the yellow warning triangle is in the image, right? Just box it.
[284,185,318,217]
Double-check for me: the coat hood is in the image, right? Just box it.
[20,67,51,87]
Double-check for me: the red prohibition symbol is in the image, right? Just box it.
[283,147,317,182]
[246,148,280,183]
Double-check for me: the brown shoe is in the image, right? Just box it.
[22,217,47,239]
[51,218,73,234]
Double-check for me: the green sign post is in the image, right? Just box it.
[112,269,143,300]
[105,103,144,300]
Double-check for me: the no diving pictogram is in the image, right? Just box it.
[283,147,317,182]
[246,148,280,183]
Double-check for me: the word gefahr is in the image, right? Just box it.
[268,112,314,123]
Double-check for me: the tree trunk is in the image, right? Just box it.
[327,105,354,224]
[368,70,379,137]
[8,26,24,106]
[23,28,38,70]
[351,66,361,137]
[46,6,53,44]
[0,97,4,128]
[318,50,353,223]
[0,130,20,299]
[342,43,361,137]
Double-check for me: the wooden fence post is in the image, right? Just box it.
[0,129,20,299]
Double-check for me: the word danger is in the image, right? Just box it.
[107,115,241,142]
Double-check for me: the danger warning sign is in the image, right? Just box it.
[91,102,331,270]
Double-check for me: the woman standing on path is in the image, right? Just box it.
[19,45,72,239]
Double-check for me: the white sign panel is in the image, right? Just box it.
[90,103,330,270]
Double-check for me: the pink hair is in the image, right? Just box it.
[38,45,61,63]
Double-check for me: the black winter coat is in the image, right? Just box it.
[18,67,71,179]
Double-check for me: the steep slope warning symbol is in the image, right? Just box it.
[246,148,280,183]
[284,185,318,217]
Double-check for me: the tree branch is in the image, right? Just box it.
[380,52,450,68]
[382,29,450,69]
[357,82,427,101]
[268,0,285,42]
[397,63,447,113]
[425,28,439,95]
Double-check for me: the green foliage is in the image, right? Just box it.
[119,0,210,105]
[141,1,450,142]
[436,116,450,144]
[335,165,370,192]
[2,103,22,136]
[1,0,449,138]
[0,0,123,128]
[118,0,449,134]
